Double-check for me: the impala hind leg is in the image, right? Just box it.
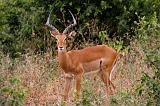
[98,69,110,106]
[108,70,117,95]
[100,62,116,95]
[107,67,116,95]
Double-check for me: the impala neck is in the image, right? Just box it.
[58,48,68,70]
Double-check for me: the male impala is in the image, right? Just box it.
[45,9,118,106]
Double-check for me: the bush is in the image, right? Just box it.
[1,0,160,57]
[0,77,27,106]
[135,12,160,106]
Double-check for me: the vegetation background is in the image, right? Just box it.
[0,0,160,106]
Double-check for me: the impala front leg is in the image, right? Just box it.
[75,73,83,100]
[64,74,73,102]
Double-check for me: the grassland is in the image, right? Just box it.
[1,35,159,106]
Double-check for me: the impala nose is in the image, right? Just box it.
[58,47,64,51]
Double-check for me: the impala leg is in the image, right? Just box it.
[75,73,83,100]
[109,80,116,92]
[64,74,73,102]
[98,68,110,106]
[107,67,116,95]
[100,63,115,95]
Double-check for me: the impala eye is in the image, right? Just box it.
[64,38,67,41]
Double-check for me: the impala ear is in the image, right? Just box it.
[68,31,76,38]
[50,31,59,37]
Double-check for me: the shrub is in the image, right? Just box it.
[1,0,160,57]
[0,77,27,106]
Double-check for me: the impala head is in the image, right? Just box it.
[45,9,77,51]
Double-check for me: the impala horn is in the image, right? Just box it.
[63,10,77,34]
[45,8,59,33]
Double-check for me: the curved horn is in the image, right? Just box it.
[45,8,59,33]
[63,10,77,34]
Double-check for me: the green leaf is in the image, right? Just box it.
[10,78,20,85]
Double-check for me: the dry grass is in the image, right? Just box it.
[0,40,154,106]
[109,41,153,106]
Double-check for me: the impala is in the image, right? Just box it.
[45,9,118,106]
